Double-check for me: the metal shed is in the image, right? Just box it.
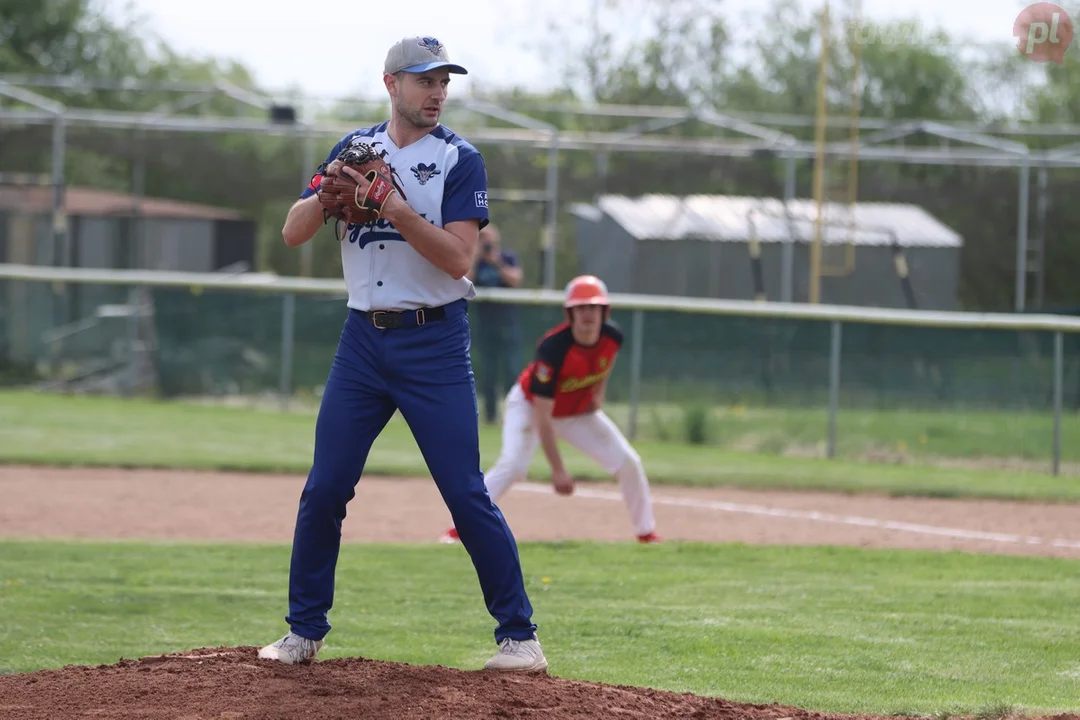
[570,194,964,310]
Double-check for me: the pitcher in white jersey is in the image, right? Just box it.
[257,35,546,673]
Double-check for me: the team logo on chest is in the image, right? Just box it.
[411,162,441,185]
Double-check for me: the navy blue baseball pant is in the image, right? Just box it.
[283,299,537,643]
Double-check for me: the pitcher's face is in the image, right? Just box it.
[389,69,451,128]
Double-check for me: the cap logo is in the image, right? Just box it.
[418,37,444,56]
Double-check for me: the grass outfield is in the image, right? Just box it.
[606,401,1080,465]
[2,390,1079,502]
[0,539,1077,715]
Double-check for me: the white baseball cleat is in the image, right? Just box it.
[483,634,548,672]
[257,632,324,664]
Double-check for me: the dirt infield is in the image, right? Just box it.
[0,646,1026,720]
[3,464,1080,719]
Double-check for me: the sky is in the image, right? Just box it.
[101,0,1048,105]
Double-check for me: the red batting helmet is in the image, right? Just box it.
[563,275,611,321]
[564,275,610,308]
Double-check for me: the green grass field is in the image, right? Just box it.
[1,390,1079,502]
[2,390,1080,715]
[177,387,1080,467]
[1,540,1078,715]
[610,400,1080,466]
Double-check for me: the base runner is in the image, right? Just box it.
[443,275,660,544]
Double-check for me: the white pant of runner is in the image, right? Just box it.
[483,384,656,537]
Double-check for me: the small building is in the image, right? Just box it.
[570,194,963,310]
[0,181,255,272]
[0,181,257,386]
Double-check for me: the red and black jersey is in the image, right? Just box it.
[518,321,623,417]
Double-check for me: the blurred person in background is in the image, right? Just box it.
[467,223,524,424]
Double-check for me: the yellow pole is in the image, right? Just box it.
[809,0,830,304]
[845,0,862,272]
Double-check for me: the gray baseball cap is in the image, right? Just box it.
[384,36,468,75]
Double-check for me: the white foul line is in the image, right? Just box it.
[511,484,1080,550]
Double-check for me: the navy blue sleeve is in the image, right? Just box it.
[602,321,624,347]
[299,134,351,200]
[442,147,490,230]
[528,337,565,398]
[501,250,519,268]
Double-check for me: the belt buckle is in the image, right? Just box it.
[415,309,426,326]
[371,311,390,330]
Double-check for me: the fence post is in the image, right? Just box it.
[120,285,141,397]
[781,150,796,303]
[1015,158,1031,312]
[627,309,644,440]
[299,129,316,278]
[828,320,843,459]
[280,292,296,411]
[49,114,67,269]
[1053,330,1064,476]
[542,132,559,289]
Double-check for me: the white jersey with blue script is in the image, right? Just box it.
[302,122,490,312]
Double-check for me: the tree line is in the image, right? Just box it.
[1,0,1078,311]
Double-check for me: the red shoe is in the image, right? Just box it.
[440,527,460,544]
[637,532,662,544]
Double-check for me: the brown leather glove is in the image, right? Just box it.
[313,142,408,226]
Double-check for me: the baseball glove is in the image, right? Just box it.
[314,143,408,227]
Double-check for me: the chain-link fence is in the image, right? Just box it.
[2,269,1078,475]
[6,81,1080,476]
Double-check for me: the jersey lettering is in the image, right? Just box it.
[347,214,433,247]
[558,371,608,394]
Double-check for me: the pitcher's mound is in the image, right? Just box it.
[0,645,953,720]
